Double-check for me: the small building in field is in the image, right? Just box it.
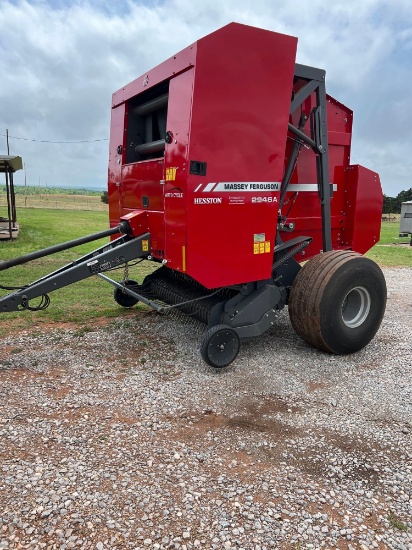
[399,201,412,245]
[0,155,22,240]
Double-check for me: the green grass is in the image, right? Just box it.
[0,208,156,335]
[1,209,107,257]
[3,185,102,196]
[387,511,408,532]
[0,212,410,337]
[365,221,412,267]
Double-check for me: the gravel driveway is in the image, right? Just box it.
[0,267,411,550]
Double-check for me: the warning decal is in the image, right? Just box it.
[165,167,177,181]
[253,239,271,255]
[142,240,149,252]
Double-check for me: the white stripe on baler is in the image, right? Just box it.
[288,183,337,192]
[203,182,217,192]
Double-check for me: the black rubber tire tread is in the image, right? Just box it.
[289,251,387,354]
[200,324,240,368]
[289,251,355,350]
[290,251,356,352]
[113,279,139,308]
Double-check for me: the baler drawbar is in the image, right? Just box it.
[0,221,151,311]
[0,22,387,367]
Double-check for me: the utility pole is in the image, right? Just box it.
[24,162,27,207]
[6,128,10,154]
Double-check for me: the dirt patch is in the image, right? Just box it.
[167,401,396,489]
[306,381,330,392]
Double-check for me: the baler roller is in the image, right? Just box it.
[136,267,238,324]
[134,139,165,156]
[149,278,219,324]
[133,93,168,117]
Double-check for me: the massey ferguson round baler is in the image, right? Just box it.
[0,23,386,368]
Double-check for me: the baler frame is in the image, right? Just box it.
[282,64,332,253]
[0,63,328,315]
[0,23,387,369]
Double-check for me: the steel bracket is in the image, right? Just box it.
[222,284,283,339]
[281,63,332,252]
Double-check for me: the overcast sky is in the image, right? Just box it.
[1,0,411,196]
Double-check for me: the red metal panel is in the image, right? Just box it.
[121,160,164,212]
[342,165,383,253]
[120,160,165,259]
[328,131,351,146]
[163,69,195,272]
[120,210,149,234]
[112,45,197,108]
[146,211,166,257]
[108,103,126,230]
[185,23,297,287]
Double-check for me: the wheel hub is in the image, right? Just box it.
[341,286,371,328]
[200,325,240,368]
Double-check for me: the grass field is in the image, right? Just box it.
[365,221,412,267]
[0,209,410,336]
[0,208,155,335]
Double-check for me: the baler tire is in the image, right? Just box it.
[113,279,139,308]
[288,251,386,354]
[200,324,240,368]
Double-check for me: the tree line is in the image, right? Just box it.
[383,188,412,214]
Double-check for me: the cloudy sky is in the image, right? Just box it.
[1,0,411,196]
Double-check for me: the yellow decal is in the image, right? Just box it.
[142,239,149,252]
[165,167,177,181]
[253,240,271,254]
[182,245,186,272]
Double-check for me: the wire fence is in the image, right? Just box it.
[381,214,400,222]
[0,194,108,212]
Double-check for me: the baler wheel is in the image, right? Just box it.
[288,251,386,354]
[200,324,240,368]
[114,280,139,308]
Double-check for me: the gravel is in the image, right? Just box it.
[0,266,411,549]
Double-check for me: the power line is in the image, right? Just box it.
[1,133,108,144]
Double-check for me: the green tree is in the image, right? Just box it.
[101,191,108,204]
[397,188,412,204]
[382,195,395,214]
[382,188,412,214]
